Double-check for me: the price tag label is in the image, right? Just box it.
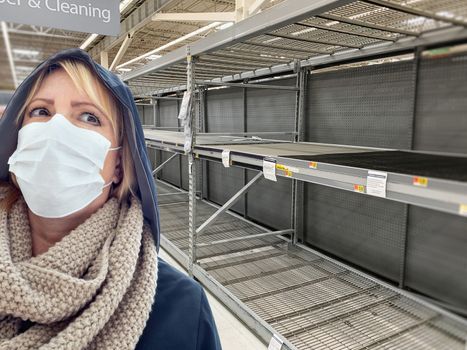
[413,176,428,187]
[367,171,387,198]
[268,334,283,350]
[222,150,230,167]
[459,204,467,217]
[354,184,365,193]
[276,164,298,177]
[309,162,318,169]
[263,158,277,182]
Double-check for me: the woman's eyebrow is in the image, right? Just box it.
[29,97,54,105]
[71,101,105,115]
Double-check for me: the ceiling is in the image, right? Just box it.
[0,0,283,91]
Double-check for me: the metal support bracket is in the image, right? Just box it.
[196,229,294,248]
[196,171,264,236]
[152,153,178,176]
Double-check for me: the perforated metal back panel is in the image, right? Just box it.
[246,170,292,230]
[305,184,407,280]
[207,162,245,214]
[158,100,178,128]
[206,88,243,132]
[137,105,154,125]
[306,61,414,148]
[205,88,245,212]
[158,100,181,186]
[246,78,296,141]
[304,61,414,281]
[405,208,467,309]
[244,80,295,227]
[414,52,467,153]
[406,52,467,310]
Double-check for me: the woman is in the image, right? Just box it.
[0,48,222,350]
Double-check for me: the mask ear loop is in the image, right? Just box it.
[103,146,122,189]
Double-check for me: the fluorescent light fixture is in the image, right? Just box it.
[119,0,134,12]
[263,37,281,43]
[80,33,99,50]
[117,67,132,72]
[405,17,427,26]
[216,22,234,30]
[291,27,316,36]
[349,9,379,20]
[146,54,162,60]
[436,11,455,19]
[13,48,40,56]
[117,22,221,69]
[325,21,339,26]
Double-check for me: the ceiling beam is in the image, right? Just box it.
[1,21,18,89]
[248,0,270,16]
[110,31,135,71]
[236,0,256,22]
[122,0,354,81]
[88,0,177,60]
[152,12,236,22]
[101,51,109,69]
[117,22,220,69]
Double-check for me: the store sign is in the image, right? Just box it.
[0,0,120,36]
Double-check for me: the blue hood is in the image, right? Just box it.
[0,48,160,251]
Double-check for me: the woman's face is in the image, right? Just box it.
[20,68,121,217]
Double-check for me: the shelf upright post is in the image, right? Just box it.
[199,86,208,200]
[291,62,307,245]
[186,46,198,277]
[152,98,160,178]
[242,80,249,220]
[152,98,157,128]
[399,47,422,288]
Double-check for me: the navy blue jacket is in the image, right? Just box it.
[0,48,222,350]
[136,258,222,350]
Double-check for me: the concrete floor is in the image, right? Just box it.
[158,248,268,350]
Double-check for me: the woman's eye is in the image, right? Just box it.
[80,112,101,126]
[29,107,50,117]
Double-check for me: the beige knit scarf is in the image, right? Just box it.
[0,192,158,350]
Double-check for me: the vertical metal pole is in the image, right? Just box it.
[242,83,249,219]
[176,92,183,189]
[399,48,422,288]
[154,98,161,178]
[153,99,156,127]
[291,66,307,245]
[200,87,208,200]
[187,48,197,277]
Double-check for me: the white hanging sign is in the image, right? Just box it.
[366,170,388,198]
[222,149,230,167]
[263,158,277,182]
[0,0,120,36]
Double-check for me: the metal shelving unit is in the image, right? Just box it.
[156,179,467,350]
[123,0,467,348]
[145,130,467,217]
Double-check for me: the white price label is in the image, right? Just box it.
[222,150,230,168]
[268,334,283,350]
[263,158,277,182]
[367,170,387,198]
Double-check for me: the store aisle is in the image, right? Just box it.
[158,248,268,350]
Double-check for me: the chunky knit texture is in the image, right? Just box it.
[0,189,158,350]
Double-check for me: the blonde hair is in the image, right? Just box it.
[1,59,137,211]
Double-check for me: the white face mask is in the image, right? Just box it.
[8,114,121,218]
